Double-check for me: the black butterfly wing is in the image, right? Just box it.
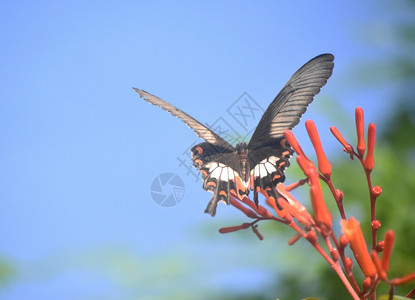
[247,54,334,204]
[191,143,248,216]
[248,137,293,206]
[248,53,334,148]
[134,88,240,216]
[134,88,234,150]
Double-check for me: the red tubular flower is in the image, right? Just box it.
[237,194,273,218]
[305,119,332,178]
[219,223,250,233]
[230,198,258,219]
[284,130,306,156]
[285,179,308,191]
[380,230,395,273]
[341,217,377,277]
[296,155,314,177]
[364,123,376,172]
[277,183,308,211]
[260,190,288,219]
[276,183,314,227]
[391,272,415,285]
[308,169,332,232]
[355,107,366,157]
[330,126,353,154]
[371,250,387,280]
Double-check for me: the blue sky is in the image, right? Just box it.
[0,1,404,299]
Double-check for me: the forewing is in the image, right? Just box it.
[134,88,234,150]
[249,54,334,147]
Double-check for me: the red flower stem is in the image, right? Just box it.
[320,175,347,220]
[324,236,335,255]
[391,272,415,285]
[406,287,415,298]
[311,242,360,300]
[330,232,362,294]
[285,178,308,191]
[362,162,377,250]
[230,193,287,223]
[362,277,381,300]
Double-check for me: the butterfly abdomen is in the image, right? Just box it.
[235,143,250,186]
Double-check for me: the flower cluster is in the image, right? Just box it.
[219,108,415,300]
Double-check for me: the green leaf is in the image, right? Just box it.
[378,295,413,300]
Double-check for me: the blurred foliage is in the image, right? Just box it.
[0,258,15,287]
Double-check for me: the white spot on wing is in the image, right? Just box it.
[254,164,260,178]
[265,162,276,173]
[259,164,267,178]
[210,167,222,179]
[228,168,235,180]
[205,162,218,172]
[220,167,229,181]
[268,156,280,165]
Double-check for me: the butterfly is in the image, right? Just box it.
[134,53,334,216]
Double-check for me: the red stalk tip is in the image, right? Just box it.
[305,120,332,178]
[330,125,353,153]
[355,107,366,157]
[380,230,395,273]
[284,130,305,156]
[364,123,376,172]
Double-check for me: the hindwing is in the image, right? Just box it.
[191,142,248,216]
[248,137,293,206]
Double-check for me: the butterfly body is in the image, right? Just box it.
[190,136,293,215]
[135,53,334,216]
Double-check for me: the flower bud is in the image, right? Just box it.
[330,126,353,153]
[330,248,340,262]
[372,186,382,197]
[306,120,332,179]
[364,123,376,172]
[284,130,305,156]
[219,223,250,233]
[371,220,381,230]
[339,234,349,248]
[355,107,366,157]
[363,277,372,290]
[341,217,377,277]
